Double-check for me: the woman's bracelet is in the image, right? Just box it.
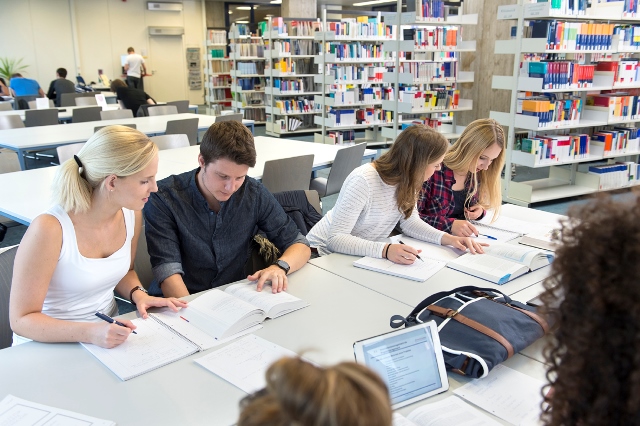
[384,244,391,259]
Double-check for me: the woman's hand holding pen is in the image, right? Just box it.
[464,204,484,220]
[384,243,422,265]
[90,320,136,349]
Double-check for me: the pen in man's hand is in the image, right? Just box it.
[398,240,425,262]
[95,312,137,334]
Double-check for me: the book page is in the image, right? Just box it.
[476,213,557,236]
[225,281,309,318]
[194,334,297,394]
[473,224,520,243]
[150,308,219,350]
[185,290,266,338]
[393,413,418,426]
[453,365,544,426]
[354,256,446,282]
[483,243,546,269]
[0,394,115,426]
[81,318,198,381]
[447,253,528,284]
[404,396,502,426]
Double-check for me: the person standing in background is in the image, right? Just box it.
[124,47,146,90]
[46,68,76,107]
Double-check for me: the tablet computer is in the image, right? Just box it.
[353,321,449,409]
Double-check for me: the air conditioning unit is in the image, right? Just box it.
[148,26,184,36]
[147,2,183,11]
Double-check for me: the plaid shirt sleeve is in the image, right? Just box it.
[417,168,456,233]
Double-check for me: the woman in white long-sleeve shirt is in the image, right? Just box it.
[307,125,485,264]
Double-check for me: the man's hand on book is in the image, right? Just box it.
[248,265,288,293]
[135,294,188,319]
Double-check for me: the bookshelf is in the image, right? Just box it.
[205,29,232,115]
[491,0,640,206]
[380,5,478,146]
[312,10,396,145]
[264,17,324,137]
[228,24,267,124]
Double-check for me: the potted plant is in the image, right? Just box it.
[0,58,28,81]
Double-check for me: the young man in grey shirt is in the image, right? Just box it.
[46,68,76,107]
[143,120,310,297]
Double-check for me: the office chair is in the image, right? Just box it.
[310,143,367,198]
[261,155,314,193]
[0,245,19,349]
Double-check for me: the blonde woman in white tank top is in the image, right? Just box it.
[9,126,187,348]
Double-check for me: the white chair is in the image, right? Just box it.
[150,134,190,150]
[56,143,85,164]
[27,99,55,109]
[147,105,178,116]
[0,149,21,174]
[100,109,134,120]
[310,143,367,198]
[0,245,19,349]
[214,113,243,123]
[165,118,199,146]
[0,115,25,130]
[0,103,12,111]
[75,97,98,106]
[166,100,189,114]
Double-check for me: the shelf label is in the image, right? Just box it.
[526,3,548,17]
[497,5,521,20]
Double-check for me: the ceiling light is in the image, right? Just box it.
[228,10,232,14]
[253,5,258,9]
[236,20,250,23]
[353,0,396,5]
[270,0,282,4]
[237,6,252,10]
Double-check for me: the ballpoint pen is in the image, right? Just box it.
[398,240,425,262]
[478,233,497,241]
[95,312,137,334]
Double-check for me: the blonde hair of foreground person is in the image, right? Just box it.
[238,357,393,426]
[443,118,505,215]
[376,124,449,219]
[53,125,158,213]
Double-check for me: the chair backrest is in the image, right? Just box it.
[24,109,59,127]
[147,105,178,116]
[0,149,21,174]
[75,96,98,106]
[136,104,152,117]
[0,115,25,130]
[150,134,190,150]
[134,225,154,289]
[165,118,199,146]
[60,92,79,107]
[0,103,12,111]
[261,154,314,193]
[324,143,367,197]
[166,100,189,114]
[214,113,243,123]
[27,99,55,109]
[100,109,134,121]
[13,96,37,110]
[72,106,102,123]
[0,245,19,349]
[94,124,137,132]
[56,142,86,164]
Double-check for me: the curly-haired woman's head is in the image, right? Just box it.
[540,193,640,426]
[238,357,393,426]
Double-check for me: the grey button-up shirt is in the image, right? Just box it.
[143,168,309,294]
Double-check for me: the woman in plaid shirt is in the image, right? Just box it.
[417,119,505,237]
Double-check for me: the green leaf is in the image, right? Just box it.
[0,58,29,81]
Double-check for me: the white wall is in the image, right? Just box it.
[0,0,205,104]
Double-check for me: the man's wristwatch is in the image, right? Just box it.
[129,286,148,306]
[274,259,290,275]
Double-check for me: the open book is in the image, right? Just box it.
[82,282,308,380]
[353,256,446,282]
[519,229,560,251]
[473,214,558,238]
[393,396,501,426]
[446,243,554,284]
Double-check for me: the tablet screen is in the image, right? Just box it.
[356,324,447,407]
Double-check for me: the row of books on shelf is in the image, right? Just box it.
[526,21,616,51]
[517,94,582,126]
[416,0,446,20]
[236,93,266,106]
[210,61,231,74]
[242,108,266,122]
[398,88,460,110]
[326,107,388,126]
[209,48,226,58]
[326,129,357,145]
[230,43,265,58]
[323,65,386,82]
[324,43,386,61]
[274,98,321,114]
[209,89,232,101]
[210,75,231,86]
[270,40,316,56]
[520,61,595,88]
[613,25,640,51]
[274,117,308,132]
[273,77,315,92]
[328,86,382,105]
[588,162,640,190]
[207,29,226,45]
[401,118,442,131]
[597,59,640,85]
[400,61,458,82]
[400,51,460,61]
[527,0,586,16]
[237,77,264,91]
[236,62,264,75]
[325,18,391,39]
[230,23,250,36]
[270,19,323,37]
[587,93,640,120]
[413,27,460,50]
[271,58,316,74]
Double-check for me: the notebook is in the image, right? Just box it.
[354,321,449,409]
[82,282,308,380]
[446,243,554,284]
[353,256,446,282]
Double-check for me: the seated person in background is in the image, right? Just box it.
[9,73,45,97]
[238,357,392,426]
[143,120,310,297]
[9,126,186,348]
[0,78,10,97]
[306,125,485,264]
[417,118,505,237]
[539,195,640,426]
[46,67,76,107]
[109,79,155,116]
